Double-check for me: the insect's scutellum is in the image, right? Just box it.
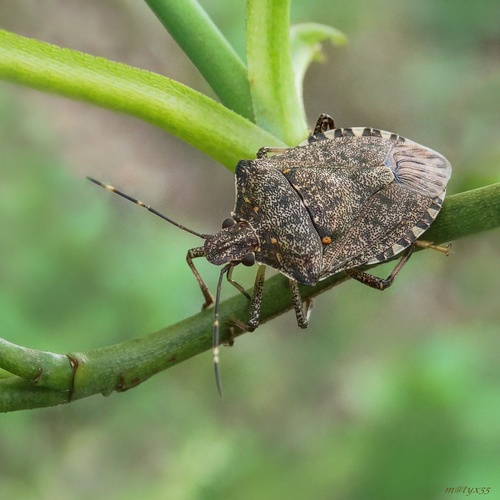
[87,113,451,396]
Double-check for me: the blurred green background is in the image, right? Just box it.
[1,1,499,499]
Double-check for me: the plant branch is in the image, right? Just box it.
[144,0,254,120]
[0,29,284,170]
[246,0,308,144]
[1,183,498,412]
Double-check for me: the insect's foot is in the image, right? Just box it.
[228,318,256,334]
[416,240,452,255]
[201,299,215,310]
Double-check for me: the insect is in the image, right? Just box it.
[88,113,452,395]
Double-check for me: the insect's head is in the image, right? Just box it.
[204,218,259,267]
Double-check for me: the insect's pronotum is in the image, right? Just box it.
[88,113,452,395]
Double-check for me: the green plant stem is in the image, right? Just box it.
[1,183,498,412]
[0,29,284,170]
[0,339,73,390]
[144,0,254,120]
[423,184,500,243]
[246,0,308,144]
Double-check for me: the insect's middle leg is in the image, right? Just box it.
[289,279,312,328]
[228,264,266,333]
[346,244,416,291]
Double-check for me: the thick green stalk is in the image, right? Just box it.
[246,0,308,144]
[423,184,500,243]
[0,29,284,170]
[0,339,73,390]
[1,183,498,412]
[144,0,254,120]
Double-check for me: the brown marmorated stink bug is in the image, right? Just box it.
[88,113,452,395]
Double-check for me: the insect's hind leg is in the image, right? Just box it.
[346,244,416,291]
[415,240,451,255]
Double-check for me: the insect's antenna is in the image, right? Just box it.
[87,177,208,239]
[213,263,232,398]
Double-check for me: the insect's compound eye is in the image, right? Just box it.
[222,217,236,229]
[241,252,255,267]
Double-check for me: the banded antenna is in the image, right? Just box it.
[87,177,208,239]
[87,176,230,397]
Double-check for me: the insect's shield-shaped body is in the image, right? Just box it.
[228,122,451,286]
[88,114,451,395]
[199,116,451,395]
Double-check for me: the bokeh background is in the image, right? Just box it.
[1,1,499,498]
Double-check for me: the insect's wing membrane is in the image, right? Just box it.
[315,134,451,276]
[388,142,451,198]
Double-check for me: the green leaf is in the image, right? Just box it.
[246,0,309,144]
[290,23,347,114]
[144,0,255,120]
[0,29,284,170]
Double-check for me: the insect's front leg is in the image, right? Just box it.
[186,247,214,309]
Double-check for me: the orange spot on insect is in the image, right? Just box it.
[282,168,291,174]
[253,206,259,213]
[270,237,277,244]
[322,236,332,245]
[244,196,251,203]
